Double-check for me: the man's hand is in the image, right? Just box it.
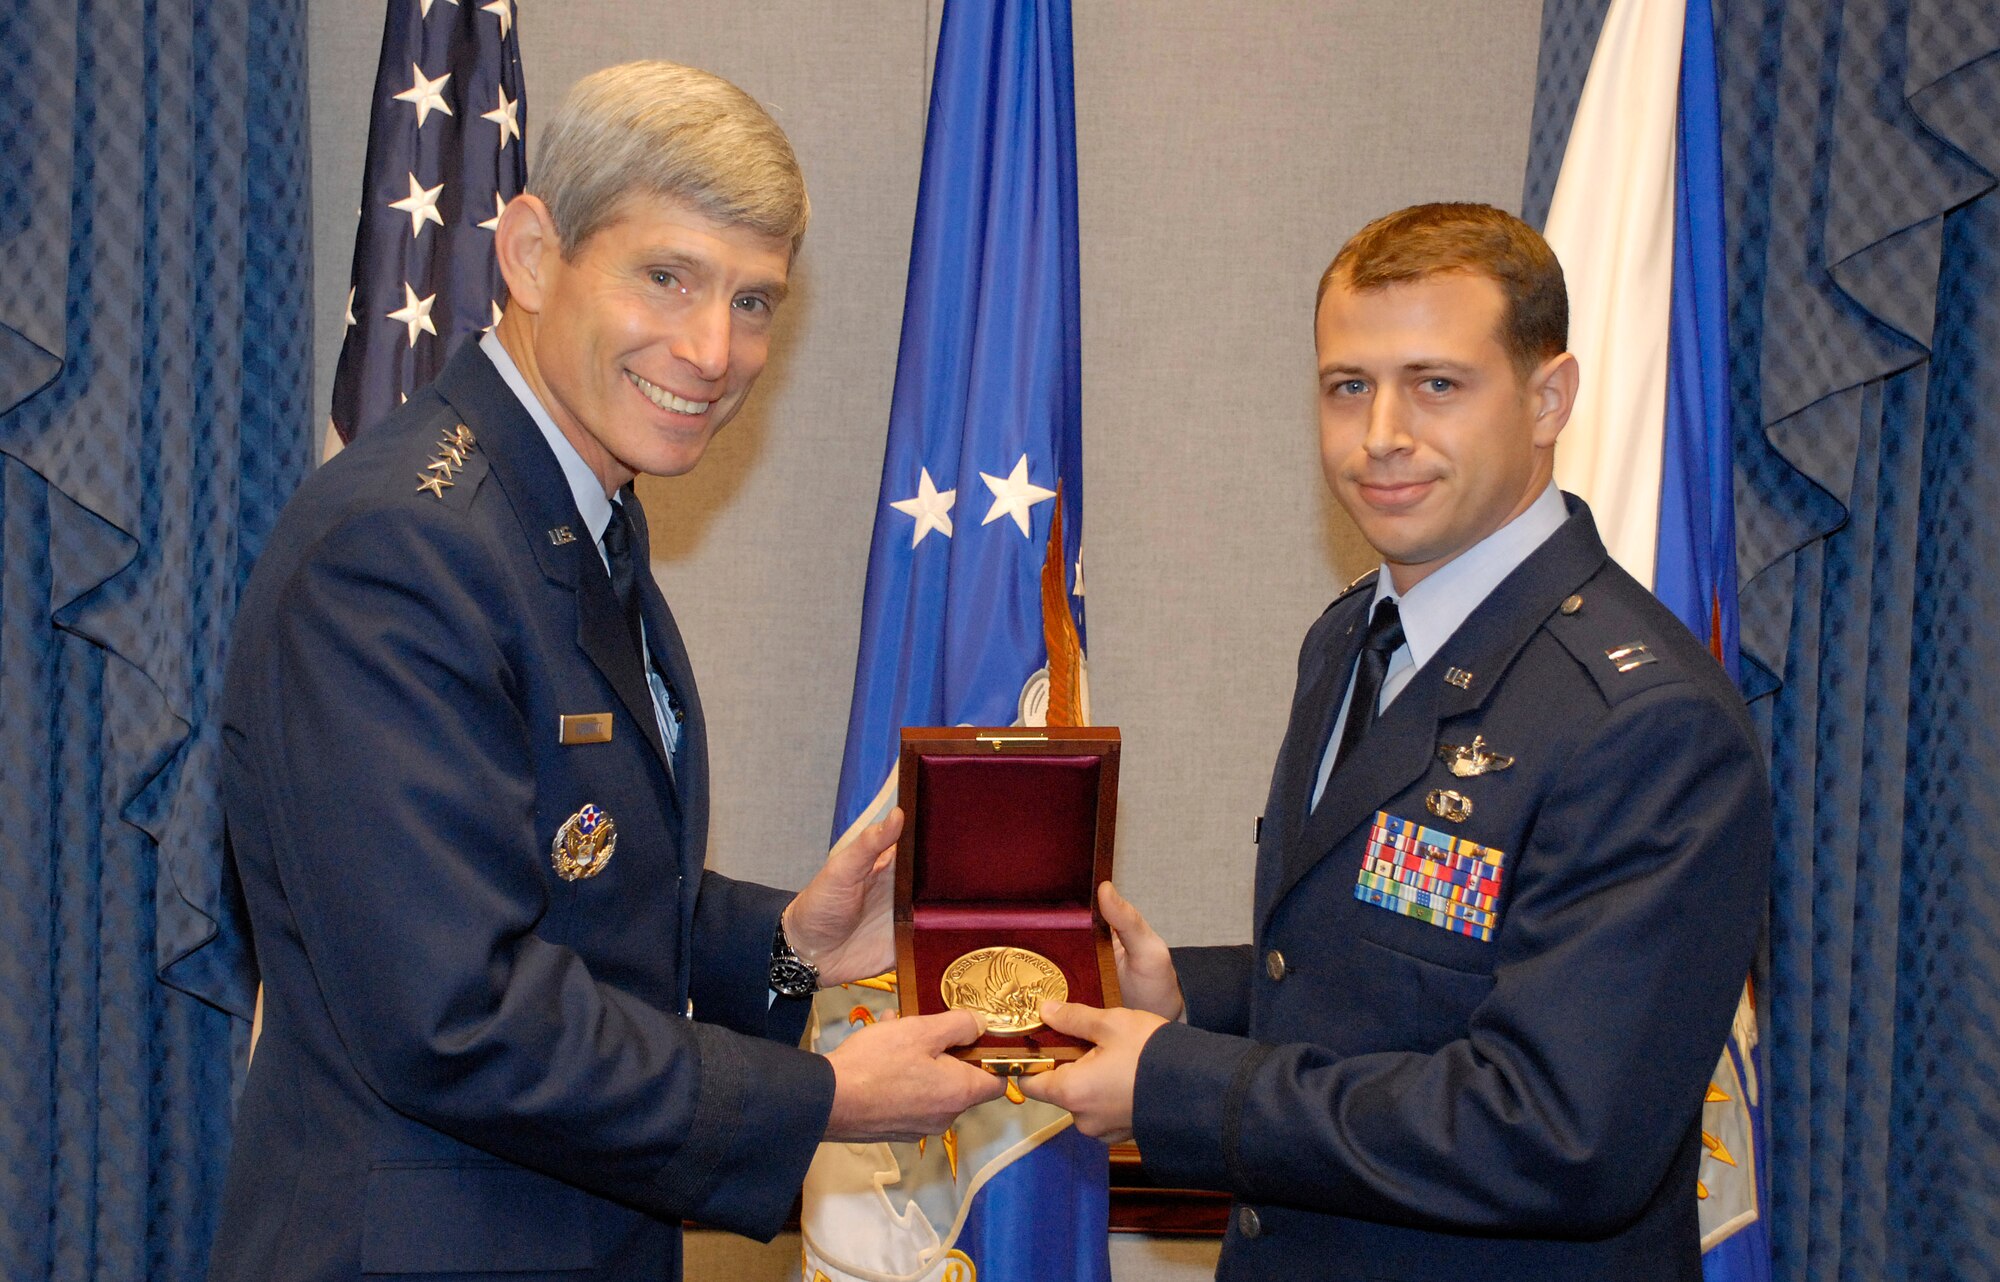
[1099,882,1184,1020]
[1017,1000,1168,1144]
[784,809,902,987]
[824,1009,1007,1142]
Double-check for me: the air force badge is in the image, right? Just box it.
[1438,734,1515,779]
[552,804,617,881]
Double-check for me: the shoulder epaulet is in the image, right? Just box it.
[1544,584,1690,707]
[406,420,488,511]
[1320,568,1379,617]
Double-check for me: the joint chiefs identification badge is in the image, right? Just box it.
[552,804,617,881]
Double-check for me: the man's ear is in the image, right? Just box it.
[1529,351,1580,448]
[494,193,560,314]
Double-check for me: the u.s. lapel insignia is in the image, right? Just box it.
[552,803,617,881]
[1444,666,1474,690]
[1426,788,1474,822]
[1438,734,1515,779]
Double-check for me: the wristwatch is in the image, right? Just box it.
[769,915,820,998]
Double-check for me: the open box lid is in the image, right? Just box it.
[894,727,1120,920]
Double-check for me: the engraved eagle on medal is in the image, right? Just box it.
[940,946,1069,1034]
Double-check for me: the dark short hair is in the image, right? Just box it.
[1317,203,1568,375]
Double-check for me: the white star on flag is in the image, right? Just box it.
[481,0,513,38]
[482,84,521,148]
[889,468,957,547]
[417,0,460,16]
[387,281,439,347]
[477,192,506,232]
[1074,545,1085,597]
[392,64,454,127]
[387,172,446,237]
[344,286,357,328]
[979,455,1057,537]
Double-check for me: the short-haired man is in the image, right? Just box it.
[1025,203,1770,1280]
[209,62,1000,1282]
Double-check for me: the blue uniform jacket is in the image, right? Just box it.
[1134,498,1770,1281]
[209,343,834,1281]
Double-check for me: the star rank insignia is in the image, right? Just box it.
[415,425,481,499]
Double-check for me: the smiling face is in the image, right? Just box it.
[494,192,792,494]
[1315,270,1576,592]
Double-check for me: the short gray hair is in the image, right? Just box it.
[531,61,809,257]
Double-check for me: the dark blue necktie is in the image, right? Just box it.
[1332,597,1406,770]
[600,499,646,662]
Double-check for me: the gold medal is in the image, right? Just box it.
[939,946,1069,1033]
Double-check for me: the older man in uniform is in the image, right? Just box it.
[209,62,1000,1282]
[1026,203,1769,1281]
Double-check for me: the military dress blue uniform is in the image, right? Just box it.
[1133,496,1770,1281]
[209,343,832,1281]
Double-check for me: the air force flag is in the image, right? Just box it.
[1535,2,1768,1278]
[800,1,1109,1280]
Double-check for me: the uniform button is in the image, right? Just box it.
[1265,949,1288,982]
[1237,1205,1262,1238]
[1560,593,1583,615]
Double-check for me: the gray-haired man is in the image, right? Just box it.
[209,62,999,1282]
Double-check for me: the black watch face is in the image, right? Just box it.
[770,955,818,997]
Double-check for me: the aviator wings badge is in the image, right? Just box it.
[1438,735,1515,779]
[552,803,617,881]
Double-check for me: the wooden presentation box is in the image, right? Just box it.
[894,726,1123,1074]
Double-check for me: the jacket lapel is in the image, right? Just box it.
[575,558,673,773]
[1259,496,1613,929]
[1266,658,1441,928]
[622,493,709,975]
[1254,591,1368,921]
[432,342,672,776]
[621,491,700,822]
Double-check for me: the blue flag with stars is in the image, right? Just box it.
[833,0,1085,824]
[332,0,526,444]
[803,2,1108,1280]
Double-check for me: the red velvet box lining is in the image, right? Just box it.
[904,753,1107,1051]
[911,755,1101,904]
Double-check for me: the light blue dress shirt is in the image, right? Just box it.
[481,332,682,767]
[1309,481,1567,811]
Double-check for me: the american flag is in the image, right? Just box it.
[332,0,527,443]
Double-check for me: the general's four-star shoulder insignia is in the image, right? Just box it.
[415,423,481,499]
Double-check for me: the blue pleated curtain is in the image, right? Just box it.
[0,1,313,1278]
[1526,2,2000,1279]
